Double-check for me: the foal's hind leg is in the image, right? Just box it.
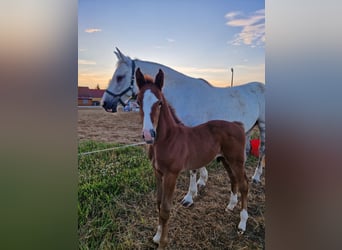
[219,158,239,211]
[181,167,209,207]
[237,170,249,233]
[197,167,208,188]
[180,170,198,207]
[222,157,249,233]
[231,161,249,233]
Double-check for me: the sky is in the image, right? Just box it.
[78,0,265,88]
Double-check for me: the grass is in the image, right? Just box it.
[78,141,154,249]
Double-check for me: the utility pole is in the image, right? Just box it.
[230,68,234,87]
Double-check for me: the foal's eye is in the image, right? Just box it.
[116,75,125,82]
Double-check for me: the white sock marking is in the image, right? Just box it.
[197,167,208,187]
[226,192,238,211]
[153,225,162,244]
[238,209,248,232]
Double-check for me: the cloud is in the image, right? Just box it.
[78,59,96,65]
[225,9,265,47]
[84,28,102,33]
[166,38,175,43]
[154,38,175,49]
[225,11,242,20]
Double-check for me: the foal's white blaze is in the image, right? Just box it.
[142,90,158,142]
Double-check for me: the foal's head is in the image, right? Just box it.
[136,68,165,144]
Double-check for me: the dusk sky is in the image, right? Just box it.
[78,0,265,89]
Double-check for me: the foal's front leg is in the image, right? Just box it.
[155,173,177,249]
[153,170,163,244]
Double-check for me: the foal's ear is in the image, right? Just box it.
[155,69,164,90]
[135,68,146,89]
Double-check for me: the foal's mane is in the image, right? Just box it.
[144,75,154,84]
[167,103,184,125]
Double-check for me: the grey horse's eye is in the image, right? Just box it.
[116,75,125,82]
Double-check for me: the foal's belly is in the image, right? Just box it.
[185,151,219,171]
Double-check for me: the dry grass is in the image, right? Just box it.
[112,163,265,249]
[78,107,142,144]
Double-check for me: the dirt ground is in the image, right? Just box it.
[78,107,265,249]
[78,107,142,144]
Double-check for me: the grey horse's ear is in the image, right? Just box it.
[135,68,146,89]
[155,69,164,90]
[114,47,130,62]
[114,50,120,60]
[115,47,123,58]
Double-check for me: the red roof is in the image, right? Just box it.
[89,89,105,98]
[78,87,105,99]
[78,86,90,98]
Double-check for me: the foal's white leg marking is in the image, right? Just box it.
[197,167,208,188]
[238,209,249,233]
[142,90,158,140]
[226,191,238,211]
[153,225,162,244]
[181,171,197,206]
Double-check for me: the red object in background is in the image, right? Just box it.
[250,139,260,157]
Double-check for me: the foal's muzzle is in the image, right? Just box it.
[142,129,156,144]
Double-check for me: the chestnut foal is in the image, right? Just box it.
[136,68,249,249]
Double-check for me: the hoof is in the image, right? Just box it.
[238,209,248,233]
[237,223,246,235]
[153,225,161,244]
[252,170,262,183]
[180,199,194,208]
[198,183,205,190]
[225,205,234,212]
[197,179,206,189]
[252,179,260,185]
[180,193,194,207]
[153,236,160,244]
